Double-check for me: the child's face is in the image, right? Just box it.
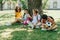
[43,19,47,21]
[33,10,37,16]
[24,10,28,14]
[17,8,20,12]
[43,19,47,23]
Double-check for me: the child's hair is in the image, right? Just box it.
[15,6,21,12]
[41,14,48,20]
[24,9,29,13]
[33,9,38,14]
[23,9,29,18]
[48,16,54,21]
[24,9,28,11]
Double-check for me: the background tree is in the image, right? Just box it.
[28,0,42,15]
[21,0,27,9]
[0,0,3,10]
[42,0,48,9]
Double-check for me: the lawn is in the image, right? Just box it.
[0,11,60,40]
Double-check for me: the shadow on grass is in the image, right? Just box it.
[0,22,23,30]
[0,20,60,40]
[10,21,60,40]
[11,28,58,40]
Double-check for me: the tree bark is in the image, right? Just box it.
[28,0,42,16]
[0,1,3,11]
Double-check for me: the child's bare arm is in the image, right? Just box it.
[28,14,32,18]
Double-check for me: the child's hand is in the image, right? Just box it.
[37,22,41,25]
[28,14,32,19]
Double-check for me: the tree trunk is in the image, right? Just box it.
[28,0,42,16]
[0,1,3,11]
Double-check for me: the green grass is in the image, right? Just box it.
[0,13,60,40]
[0,22,59,40]
[0,23,58,40]
[10,28,58,40]
[0,23,23,30]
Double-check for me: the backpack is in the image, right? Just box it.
[37,14,41,22]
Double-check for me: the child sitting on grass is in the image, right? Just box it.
[23,9,32,25]
[15,6,23,23]
[5,6,23,26]
[41,14,57,31]
[28,9,41,29]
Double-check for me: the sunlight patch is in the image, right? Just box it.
[0,27,29,40]
[57,31,60,34]
[0,28,27,40]
[27,29,33,32]
[0,31,13,40]
[0,32,13,38]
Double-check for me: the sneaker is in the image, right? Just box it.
[36,26,40,28]
[31,25,34,29]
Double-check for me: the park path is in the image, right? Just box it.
[43,10,60,22]
[0,10,14,16]
[43,10,60,19]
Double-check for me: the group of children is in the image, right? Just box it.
[14,6,57,31]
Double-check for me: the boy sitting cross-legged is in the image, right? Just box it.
[41,14,57,31]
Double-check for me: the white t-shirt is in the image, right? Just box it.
[23,13,29,20]
[32,14,41,24]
